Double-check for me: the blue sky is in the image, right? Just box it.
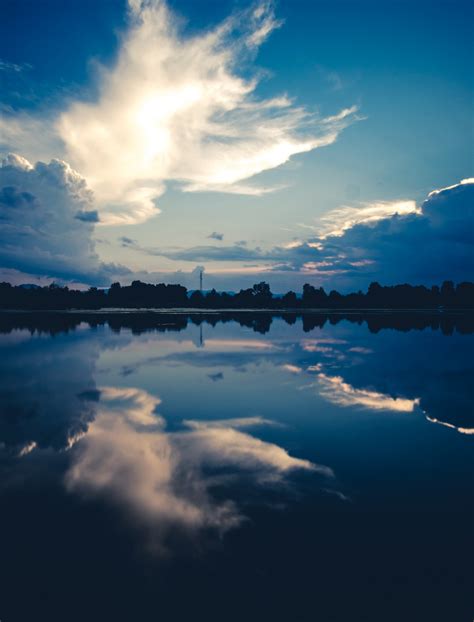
[0,0,472,290]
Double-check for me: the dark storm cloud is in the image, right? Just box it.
[0,154,129,284]
[317,179,474,284]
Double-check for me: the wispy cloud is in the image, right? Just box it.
[1,0,358,225]
[425,417,474,436]
[0,60,32,73]
[317,373,420,413]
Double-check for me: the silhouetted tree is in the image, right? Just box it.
[0,279,472,311]
[252,282,272,307]
[281,291,297,308]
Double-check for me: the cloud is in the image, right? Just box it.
[281,364,303,374]
[0,324,101,452]
[208,372,224,381]
[109,173,472,290]
[425,417,474,436]
[317,373,421,413]
[178,419,327,483]
[1,0,357,225]
[75,210,100,223]
[183,416,277,430]
[128,178,473,289]
[0,154,128,284]
[0,60,32,73]
[120,235,136,247]
[101,177,474,290]
[114,235,327,268]
[66,386,328,549]
[313,178,474,285]
[208,231,224,241]
[304,325,474,432]
[315,199,421,238]
[66,387,230,538]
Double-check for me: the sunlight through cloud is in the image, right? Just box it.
[2,0,357,226]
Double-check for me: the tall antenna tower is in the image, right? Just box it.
[199,269,203,293]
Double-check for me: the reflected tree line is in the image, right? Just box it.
[1,279,474,310]
[0,309,473,336]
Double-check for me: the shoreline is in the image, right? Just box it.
[1,307,473,315]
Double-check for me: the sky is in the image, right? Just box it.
[0,0,472,291]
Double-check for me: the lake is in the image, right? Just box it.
[0,312,472,622]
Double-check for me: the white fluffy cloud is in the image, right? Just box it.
[66,386,327,548]
[1,0,357,225]
[0,154,127,284]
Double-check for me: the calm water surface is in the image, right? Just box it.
[0,313,472,622]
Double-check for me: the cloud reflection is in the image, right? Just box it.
[425,417,474,436]
[66,387,330,550]
[317,373,420,413]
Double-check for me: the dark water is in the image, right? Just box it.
[0,312,472,622]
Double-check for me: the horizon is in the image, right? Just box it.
[4,277,474,296]
[1,0,472,291]
[3,278,473,313]
[0,4,473,620]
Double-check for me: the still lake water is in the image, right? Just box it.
[0,312,472,622]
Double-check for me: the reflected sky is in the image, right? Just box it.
[316,373,420,413]
[65,385,329,551]
[0,314,472,621]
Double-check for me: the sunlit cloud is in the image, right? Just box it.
[1,0,357,226]
[184,416,277,430]
[427,177,474,197]
[425,416,474,436]
[301,338,347,353]
[66,386,331,550]
[18,441,37,457]
[64,430,88,451]
[316,199,420,238]
[280,364,303,374]
[179,423,326,483]
[348,346,373,354]
[317,373,420,412]
[204,338,283,350]
[66,387,224,540]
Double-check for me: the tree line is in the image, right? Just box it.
[1,308,473,336]
[0,279,473,310]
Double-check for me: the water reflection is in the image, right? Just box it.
[0,313,472,621]
[0,327,99,452]
[65,386,328,550]
[316,373,421,412]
